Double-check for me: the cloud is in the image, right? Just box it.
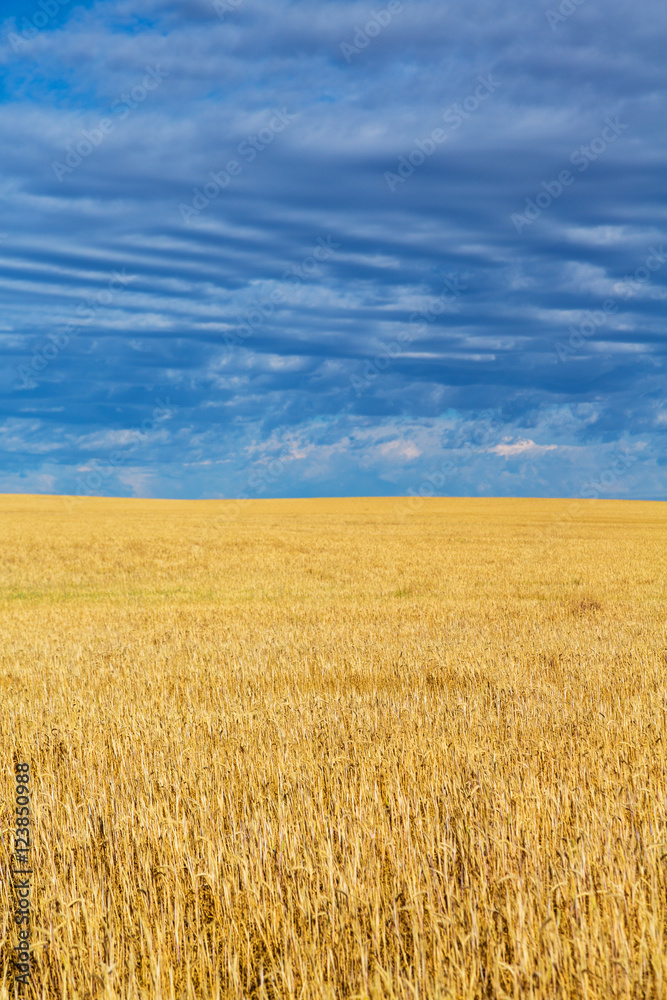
[377,439,422,461]
[0,0,665,498]
[488,437,559,458]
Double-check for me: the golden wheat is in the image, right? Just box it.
[1,494,666,999]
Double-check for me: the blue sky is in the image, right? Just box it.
[0,0,665,500]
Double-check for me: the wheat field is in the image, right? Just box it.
[0,494,666,999]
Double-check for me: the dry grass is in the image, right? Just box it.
[1,494,666,999]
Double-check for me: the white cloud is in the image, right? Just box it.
[116,469,155,497]
[488,437,558,458]
[377,439,422,461]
